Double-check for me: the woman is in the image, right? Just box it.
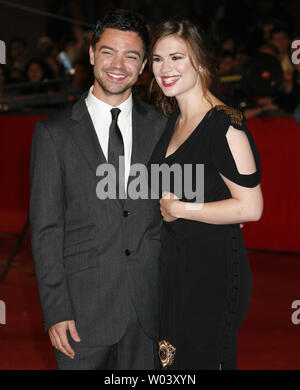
[23,58,56,95]
[148,18,263,370]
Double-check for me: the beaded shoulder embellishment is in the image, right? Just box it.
[215,105,243,127]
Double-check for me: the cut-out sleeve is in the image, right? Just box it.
[210,106,262,188]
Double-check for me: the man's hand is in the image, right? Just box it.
[48,320,81,359]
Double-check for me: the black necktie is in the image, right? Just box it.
[108,108,125,200]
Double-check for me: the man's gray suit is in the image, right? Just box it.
[29,92,166,363]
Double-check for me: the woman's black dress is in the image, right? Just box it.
[148,105,262,370]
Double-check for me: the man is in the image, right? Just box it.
[29,9,166,370]
[269,25,293,75]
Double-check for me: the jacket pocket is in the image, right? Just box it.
[64,249,97,275]
[63,224,96,258]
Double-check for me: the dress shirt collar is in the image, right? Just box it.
[86,85,132,118]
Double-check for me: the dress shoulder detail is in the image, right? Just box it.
[215,105,243,127]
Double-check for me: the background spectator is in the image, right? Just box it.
[0,0,299,118]
[36,36,63,79]
[259,43,279,58]
[0,64,10,98]
[22,58,56,95]
[269,25,294,74]
[218,51,237,76]
[7,37,30,83]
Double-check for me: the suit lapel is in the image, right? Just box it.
[127,98,152,193]
[70,94,153,207]
[70,93,122,209]
[70,93,107,174]
[130,98,152,167]
[127,99,150,193]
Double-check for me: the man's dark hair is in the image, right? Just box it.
[261,17,282,28]
[92,9,149,59]
[270,25,291,40]
[8,37,27,49]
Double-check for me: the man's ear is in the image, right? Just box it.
[89,45,95,66]
[139,58,147,75]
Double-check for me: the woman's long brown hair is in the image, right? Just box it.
[148,18,216,116]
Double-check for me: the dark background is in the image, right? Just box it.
[0,0,299,53]
[1,0,300,116]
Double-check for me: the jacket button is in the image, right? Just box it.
[123,210,130,217]
[125,249,131,256]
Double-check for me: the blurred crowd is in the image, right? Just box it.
[0,27,94,100]
[0,0,300,122]
[211,19,300,121]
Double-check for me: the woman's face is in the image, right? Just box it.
[152,35,201,98]
[28,63,43,83]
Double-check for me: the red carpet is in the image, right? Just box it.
[0,232,300,370]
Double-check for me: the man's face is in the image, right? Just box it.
[263,23,274,41]
[10,41,26,60]
[89,28,147,102]
[270,32,290,54]
[28,63,43,83]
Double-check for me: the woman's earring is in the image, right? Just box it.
[199,66,204,73]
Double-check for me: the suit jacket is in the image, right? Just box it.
[29,92,167,346]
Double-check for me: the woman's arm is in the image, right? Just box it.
[159,126,264,224]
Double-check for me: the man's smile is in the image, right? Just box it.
[106,72,127,82]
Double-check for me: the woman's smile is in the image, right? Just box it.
[161,75,181,87]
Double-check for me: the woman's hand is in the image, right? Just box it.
[159,192,181,222]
